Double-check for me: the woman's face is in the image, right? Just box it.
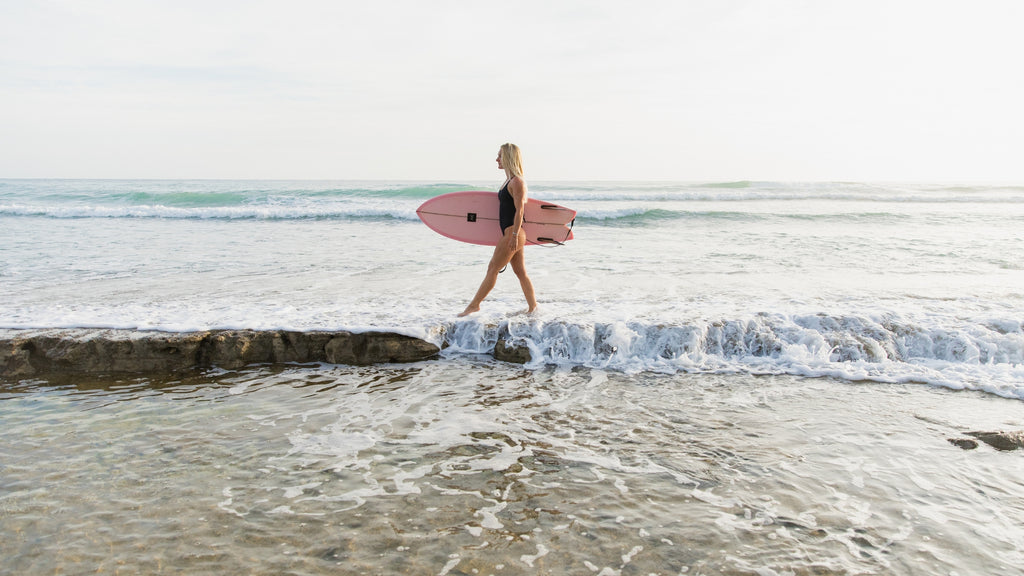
[496,151,504,171]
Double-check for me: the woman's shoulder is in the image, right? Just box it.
[509,175,527,192]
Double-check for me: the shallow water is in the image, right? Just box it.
[3,361,1022,575]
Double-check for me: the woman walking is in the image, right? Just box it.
[459,143,538,316]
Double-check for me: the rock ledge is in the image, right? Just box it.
[949,431,1024,451]
[1,329,440,377]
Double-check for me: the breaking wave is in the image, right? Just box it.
[440,313,1024,400]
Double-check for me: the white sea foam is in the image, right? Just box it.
[443,314,1024,399]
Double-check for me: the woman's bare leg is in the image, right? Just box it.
[509,246,537,313]
[459,230,522,316]
[462,228,528,315]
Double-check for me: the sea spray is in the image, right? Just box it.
[444,313,1024,398]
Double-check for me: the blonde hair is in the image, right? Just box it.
[500,143,524,178]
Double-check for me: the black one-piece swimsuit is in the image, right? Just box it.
[498,179,516,234]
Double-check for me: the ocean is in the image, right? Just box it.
[2,179,1023,574]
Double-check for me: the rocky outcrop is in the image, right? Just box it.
[965,431,1024,451]
[949,431,1024,451]
[494,337,532,364]
[0,329,440,377]
[947,438,979,450]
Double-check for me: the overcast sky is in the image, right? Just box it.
[2,0,1022,181]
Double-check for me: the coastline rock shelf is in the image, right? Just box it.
[0,329,441,377]
[4,328,1023,454]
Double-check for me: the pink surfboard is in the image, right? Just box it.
[417,191,576,246]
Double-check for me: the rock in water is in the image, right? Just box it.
[325,331,443,365]
[0,329,440,377]
[494,338,532,364]
[966,431,1024,451]
[948,438,979,450]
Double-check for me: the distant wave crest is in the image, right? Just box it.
[0,203,917,225]
[0,202,422,221]
[3,179,1023,222]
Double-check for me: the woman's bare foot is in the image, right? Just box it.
[458,305,480,317]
